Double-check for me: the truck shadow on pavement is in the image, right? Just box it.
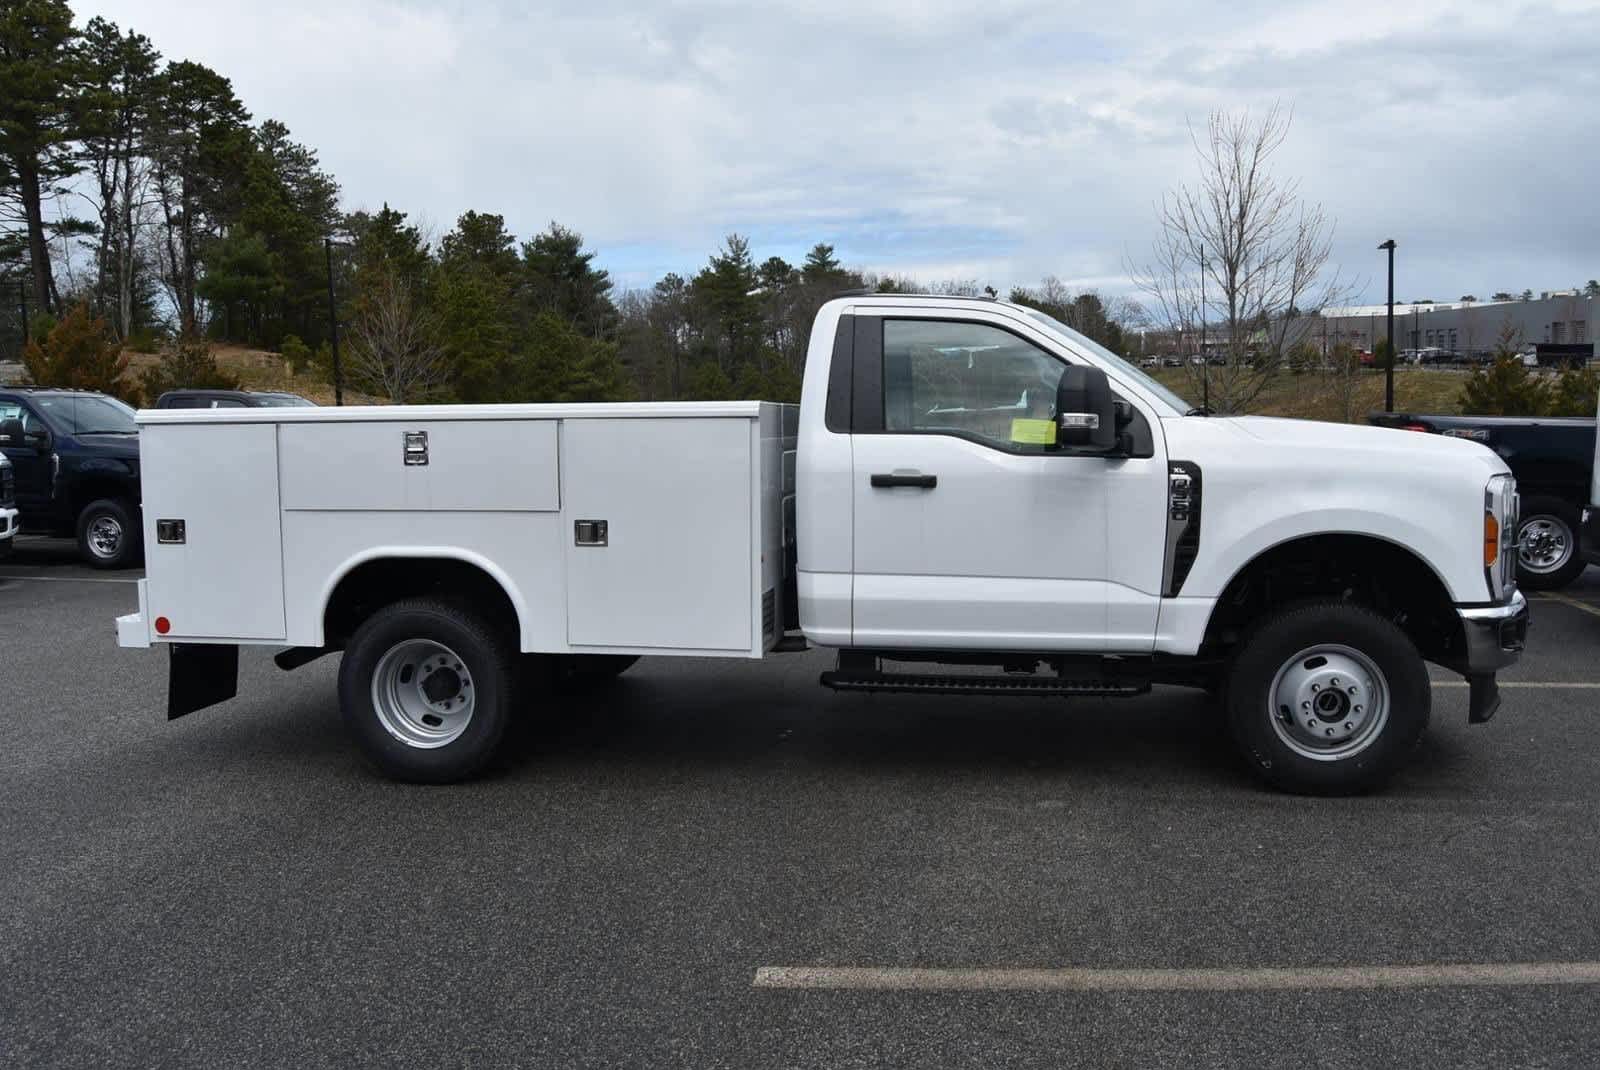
[126,652,1477,797]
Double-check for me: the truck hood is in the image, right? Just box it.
[1223,415,1508,472]
[1159,414,1509,604]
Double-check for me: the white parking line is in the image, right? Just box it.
[0,573,140,585]
[1431,681,1600,688]
[753,962,1600,992]
[1535,592,1600,619]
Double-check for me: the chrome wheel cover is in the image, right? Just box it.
[1517,515,1573,575]
[86,514,123,559]
[371,639,476,749]
[1268,644,1390,762]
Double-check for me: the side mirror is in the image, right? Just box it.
[24,426,52,451]
[1055,365,1117,452]
[0,418,21,448]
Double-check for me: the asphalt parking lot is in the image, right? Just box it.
[3,538,1599,1068]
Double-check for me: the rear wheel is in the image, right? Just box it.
[1516,496,1585,590]
[1223,602,1430,795]
[338,599,515,783]
[76,497,140,569]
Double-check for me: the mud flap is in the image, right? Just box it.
[168,643,239,720]
[1467,673,1501,725]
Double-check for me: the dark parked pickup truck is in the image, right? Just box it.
[1370,411,1596,589]
[153,389,314,409]
[0,387,143,568]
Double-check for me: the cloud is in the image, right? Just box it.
[84,0,1600,299]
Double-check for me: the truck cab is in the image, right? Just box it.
[0,388,143,568]
[115,294,1529,794]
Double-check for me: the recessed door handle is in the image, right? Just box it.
[870,472,937,489]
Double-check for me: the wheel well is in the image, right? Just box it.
[322,557,520,650]
[1202,535,1462,663]
[71,477,138,519]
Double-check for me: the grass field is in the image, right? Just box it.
[1147,365,1468,421]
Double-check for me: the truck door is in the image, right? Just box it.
[848,313,1167,652]
[0,399,54,527]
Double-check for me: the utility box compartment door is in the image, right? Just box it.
[564,418,753,651]
[141,423,285,640]
[279,420,558,512]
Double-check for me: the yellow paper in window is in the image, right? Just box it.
[1010,417,1056,445]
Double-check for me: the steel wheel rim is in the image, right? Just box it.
[1268,644,1390,762]
[87,514,123,559]
[1517,515,1573,574]
[371,639,476,749]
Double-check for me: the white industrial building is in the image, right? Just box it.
[1315,291,1595,359]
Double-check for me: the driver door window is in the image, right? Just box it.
[883,319,1065,452]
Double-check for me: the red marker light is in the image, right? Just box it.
[154,616,171,635]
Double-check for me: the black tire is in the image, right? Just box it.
[76,497,141,569]
[1515,495,1586,590]
[337,599,516,783]
[1223,601,1430,795]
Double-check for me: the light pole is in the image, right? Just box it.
[324,237,347,406]
[1199,243,1209,413]
[1378,239,1396,412]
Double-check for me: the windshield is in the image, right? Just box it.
[256,394,315,407]
[33,394,139,435]
[1019,308,1193,415]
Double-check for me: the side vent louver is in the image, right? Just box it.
[1163,461,1202,597]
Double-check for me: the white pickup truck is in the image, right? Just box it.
[115,293,1529,794]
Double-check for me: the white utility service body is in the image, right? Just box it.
[117,295,1530,793]
[119,401,796,658]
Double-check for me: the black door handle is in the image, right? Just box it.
[870,473,937,489]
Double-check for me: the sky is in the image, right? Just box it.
[82,0,1600,304]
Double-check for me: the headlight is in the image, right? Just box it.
[1484,474,1518,600]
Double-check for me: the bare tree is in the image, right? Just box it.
[1130,103,1344,413]
[344,269,450,402]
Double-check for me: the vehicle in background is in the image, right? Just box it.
[1370,410,1596,589]
[0,388,143,568]
[0,453,17,559]
[1584,389,1600,570]
[117,294,1527,796]
[153,389,316,409]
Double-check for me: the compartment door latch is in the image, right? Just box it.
[574,519,608,546]
[403,430,429,466]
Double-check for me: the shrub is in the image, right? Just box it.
[1458,356,1549,416]
[138,335,242,400]
[21,303,140,404]
[127,325,165,354]
[1548,364,1600,418]
[280,334,313,374]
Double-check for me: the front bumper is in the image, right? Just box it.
[0,505,17,551]
[1583,504,1600,567]
[1457,589,1529,674]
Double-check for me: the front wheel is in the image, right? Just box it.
[76,498,141,569]
[1223,602,1431,795]
[1516,496,1585,590]
[338,599,516,783]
